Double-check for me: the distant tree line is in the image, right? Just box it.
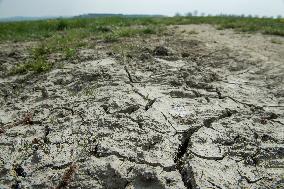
[175,11,282,19]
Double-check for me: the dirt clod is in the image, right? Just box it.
[14,165,27,177]
[153,46,169,56]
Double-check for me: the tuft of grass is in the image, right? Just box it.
[142,27,157,34]
[9,58,52,75]
[91,25,112,33]
[116,28,137,37]
[56,19,68,31]
[32,43,50,58]
[83,85,97,96]
[115,26,159,38]
[65,48,77,59]
[102,33,119,42]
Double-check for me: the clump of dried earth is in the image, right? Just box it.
[0,25,284,189]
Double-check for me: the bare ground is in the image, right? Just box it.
[0,25,284,189]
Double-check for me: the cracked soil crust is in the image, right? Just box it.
[0,25,284,189]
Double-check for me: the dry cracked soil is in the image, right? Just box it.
[0,25,284,189]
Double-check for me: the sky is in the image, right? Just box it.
[0,0,283,18]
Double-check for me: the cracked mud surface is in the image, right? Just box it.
[0,25,284,188]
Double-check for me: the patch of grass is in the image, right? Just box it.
[111,43,136,54]
[83,85,97,96]
[207,17,284,36]
[142,27,157,34]
[32,29,87,60]
[55,19,69,31]
[2,16,284,76]
[0,16,283,42]
[32,43,50,58]
[91,25,112,33]
[9,58,52,75]
[102,33,119,42]
[116,28,139,37]
[65,48,77,59]
[115,26,160,38]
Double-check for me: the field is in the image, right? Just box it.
[1,16,284,42]
[0,16,283,76]
[0,16,284,189]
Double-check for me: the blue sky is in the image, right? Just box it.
[0,0,283,18]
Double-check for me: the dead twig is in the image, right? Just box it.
[56,163,78,189]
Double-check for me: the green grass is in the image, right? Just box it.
[30,29,88,60]
[102,33,119,42]
[115,26,160,38]
[1,16,283,42]
[2,16,284,76]
[0,17,160,42]
[6,20,162,75]
[9,58,52,75]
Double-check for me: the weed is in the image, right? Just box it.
[111,43,139,56]
[116,27,139,37]
[9,58,52,75]
[56,19,68,31]
[102,33,118,42]
[32,43,50,58]
[142,26,157,34]
[68,89,78,97]
[92,25,112,33]
[65,48,77,59]
[84,85,97,96]
[116,26,159,37]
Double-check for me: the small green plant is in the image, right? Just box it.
[115,26,159,38]
[92,25,112,33]
[111,43,133,55]
[116,28,138,37]
[216,26,225,30]
[84,85,97,96]
[65,48,76,59]
[102,33,118,42]
[9,58,52,75]
[56,19,68,31]
[32,44,50,58]
[142,27,157,34]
